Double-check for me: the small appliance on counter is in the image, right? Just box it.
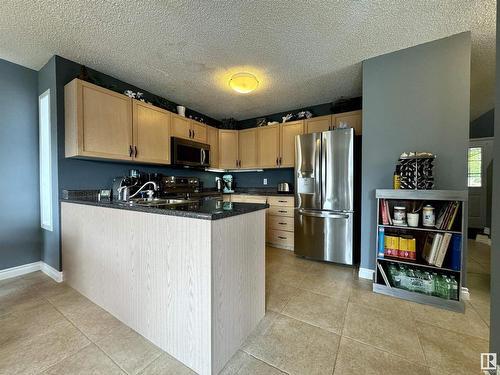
[277,182,292,194]
[112,176,138,201]
[215,177,224,192]
[222,174,234,193]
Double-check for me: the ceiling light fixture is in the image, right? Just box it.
[229,72,259,94]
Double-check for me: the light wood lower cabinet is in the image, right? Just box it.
[133,101,170,164]
[65,79,133,160]
[225,194,295,250]
[218,130,239,169]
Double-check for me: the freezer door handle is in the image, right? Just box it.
[298,209,349,219]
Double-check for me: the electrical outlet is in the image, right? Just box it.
[263,178,268,185]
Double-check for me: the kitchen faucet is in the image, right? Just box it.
[120,181,158,201]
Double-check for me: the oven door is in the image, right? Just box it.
[171,137,210,167]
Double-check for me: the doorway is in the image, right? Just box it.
[468,138,494,234]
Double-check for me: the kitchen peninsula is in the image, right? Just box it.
[61,199,266,375]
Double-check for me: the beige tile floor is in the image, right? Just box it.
[0,240,490,375]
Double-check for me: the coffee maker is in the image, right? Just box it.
[222,174,234,193]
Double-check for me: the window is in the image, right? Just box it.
[39,89,53,231]
[467,147,482,187]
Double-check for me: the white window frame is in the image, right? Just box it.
[39,89,53,231]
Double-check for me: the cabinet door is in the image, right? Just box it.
[78,81,133,160]
[257,125,280,168]
[206,126,219,167]
[218,130,239,169]
[334,111,362,134]
[305,115,332,133]
[132,101,170,164]
[280,120,304,167]
[171,114,191,140]
[238,128,258,168]
[191,120,207,143]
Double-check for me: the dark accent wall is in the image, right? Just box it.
[0,59,41,270]
[470,109,494,139]
[238,99,361,130]
[361,33,470,274]
[489,0,500,357]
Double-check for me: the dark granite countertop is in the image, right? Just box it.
[224,188,294,197]
[61,198,268,220]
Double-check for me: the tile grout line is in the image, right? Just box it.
[331,283,355,375]
[245,352,290,374]
[408,303,431,369]
[42,291,130,374]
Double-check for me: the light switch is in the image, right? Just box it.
[263,178,268,185]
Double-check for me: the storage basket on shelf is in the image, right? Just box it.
[398,153,435,190]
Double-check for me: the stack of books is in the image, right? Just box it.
[435,201,460,230]
[380,199,392,225]
[422,232,461,268]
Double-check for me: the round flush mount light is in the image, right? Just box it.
[229,72,259,94]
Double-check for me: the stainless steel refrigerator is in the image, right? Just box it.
[294,128,354,265]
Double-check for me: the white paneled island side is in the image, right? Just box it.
[61,201,266,374]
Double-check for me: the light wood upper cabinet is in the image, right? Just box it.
[257,125,280,168]
[171,114,191,140]
[65,79,133,160]
[218,130,239,169]
[334,110,362,134]
[238,128,259,168]
[206,125,219,168]
[305,115,332,133]
[280,120,304,167]
[171,115,207,142]
[190,120,207,143]
[132,100,170,164]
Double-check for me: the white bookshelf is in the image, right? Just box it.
[373,189,467,312]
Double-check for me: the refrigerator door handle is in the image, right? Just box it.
[298,209,349,219]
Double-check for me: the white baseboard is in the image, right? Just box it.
[358,267,375,280]
[40,262,64,283]
[0,261,41,281]
[461,287,470,301]
[0,261,63,283]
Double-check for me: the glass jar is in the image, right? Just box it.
[393,206,407,226]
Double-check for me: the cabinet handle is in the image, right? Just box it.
[278,210,287,213]
[276,157,278,166]
[278,200,287,203]
[129,145,133,157]
[236,160,238,167]
[134,146,138,157]
[279,222,287,225]
[192,130,195,139]
[189,129,192,138]
[278,236,287,240]
[279,157,282,165]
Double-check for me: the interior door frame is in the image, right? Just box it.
[468,137,494,229]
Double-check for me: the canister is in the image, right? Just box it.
[422,205,435,227]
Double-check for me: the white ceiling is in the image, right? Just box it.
[0,1,495,121]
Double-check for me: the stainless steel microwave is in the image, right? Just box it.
[171,137,210,167]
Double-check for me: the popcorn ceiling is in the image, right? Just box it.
[0,0,494,120]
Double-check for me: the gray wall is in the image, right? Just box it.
[0,59,41,270]
[361,32,470,272]
[489,1,500,357]
[470,109,494,139]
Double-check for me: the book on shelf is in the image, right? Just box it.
[448,234,462,271]
[434,233,452,267]
[386,200,393,225]
[380,199,389,225]
[423,233,442,265]
[377,262,391,288]
[378,227,385,257]
[435,201,460,230]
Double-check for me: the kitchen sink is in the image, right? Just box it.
[120,198,194,207]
